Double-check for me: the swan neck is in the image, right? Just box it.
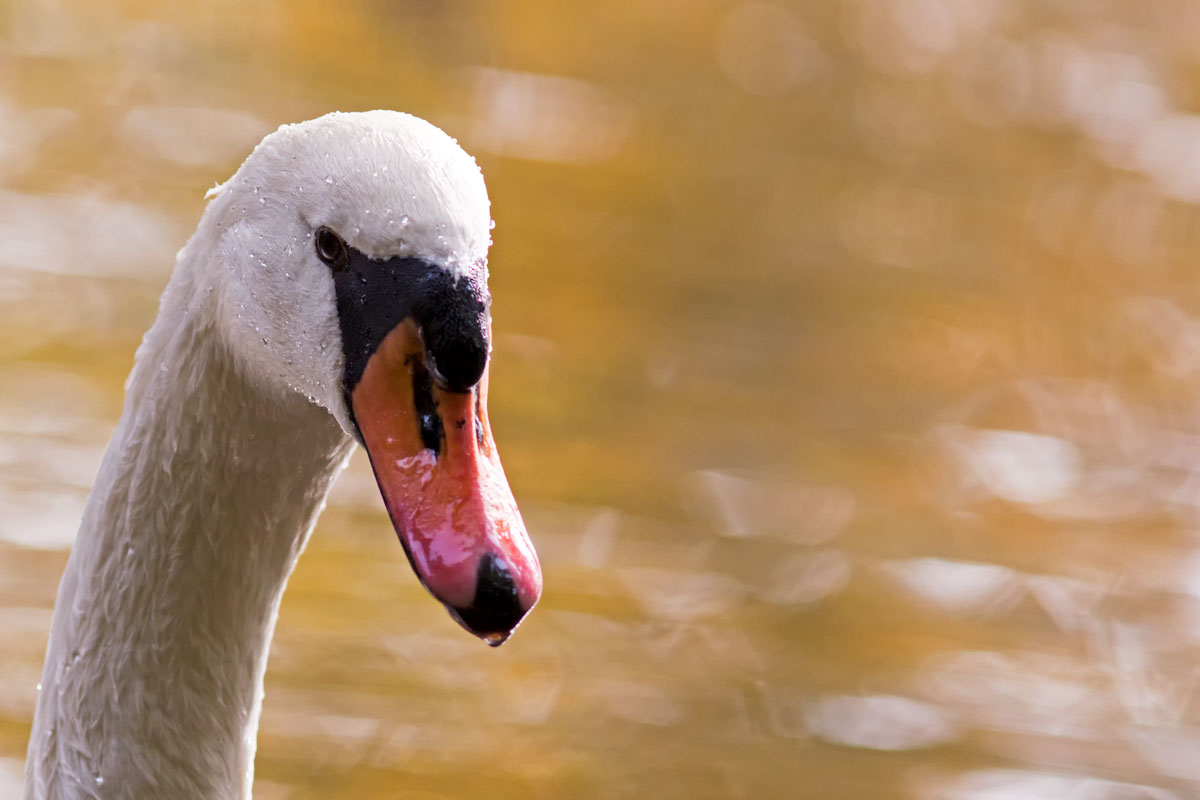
[25,277,351,799]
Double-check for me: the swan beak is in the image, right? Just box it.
[349,319,542,645]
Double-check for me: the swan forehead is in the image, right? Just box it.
[246,111,492,273]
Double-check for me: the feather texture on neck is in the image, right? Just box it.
[25,243,353,799]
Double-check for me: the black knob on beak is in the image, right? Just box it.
[414,272,489,393]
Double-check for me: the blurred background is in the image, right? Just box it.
[1,0,1199,797]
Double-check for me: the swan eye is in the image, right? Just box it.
[315,227,349,271]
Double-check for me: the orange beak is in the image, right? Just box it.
[349,319,541,645]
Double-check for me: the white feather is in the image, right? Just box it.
[23,111,493,799]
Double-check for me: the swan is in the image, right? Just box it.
[22,110,542,799]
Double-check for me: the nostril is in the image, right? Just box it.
[445,552,527,644]
[409,358,442,454]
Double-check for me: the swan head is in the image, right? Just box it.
[203,110,541,645]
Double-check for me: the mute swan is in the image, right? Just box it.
[23,110,542,799]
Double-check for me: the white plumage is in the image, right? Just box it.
[24,111,498,799]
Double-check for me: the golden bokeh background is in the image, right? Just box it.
[3,1,1200,797]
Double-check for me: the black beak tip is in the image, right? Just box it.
[445,553,530,645]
